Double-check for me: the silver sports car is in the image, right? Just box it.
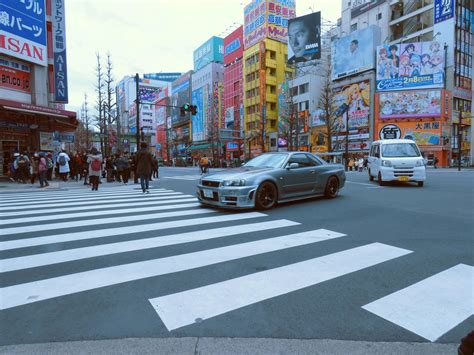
[196,152,346,210]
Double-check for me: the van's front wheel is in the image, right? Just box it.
[369,169,374,181]
[378,172,385,186]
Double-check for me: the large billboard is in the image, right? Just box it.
[378,90,442,119]
[144,72,182,82]
[377,121,442,146]
[224,26,243,66]
[333,81,371,132]
[244,0,296,49]
[171,72,192,125]
[193,37,224,71]
[52,0,68,102]
[376,41,445,91]
[351,0,386,18]
[332,26,380,80]
[287,12,321,64]
[191,87,205,142]
[0,0,47,66]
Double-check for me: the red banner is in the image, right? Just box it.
[0,65,31,93]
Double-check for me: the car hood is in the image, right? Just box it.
[203,167,274,181]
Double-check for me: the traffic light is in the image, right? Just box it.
[180,103,197,116]
[190,105,197,116]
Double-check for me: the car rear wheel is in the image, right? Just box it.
[369,169,374,181]
[378,172,385,186]
[255,182,277,210]
[324,176,339,199]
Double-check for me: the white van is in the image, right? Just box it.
[368,139,426,187]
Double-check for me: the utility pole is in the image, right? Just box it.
[345,110,349,171]
[135,73,140,151]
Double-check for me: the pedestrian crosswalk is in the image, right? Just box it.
[163,174,202,181]
[0,186,471,343]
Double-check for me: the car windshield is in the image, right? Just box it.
[244,154,287,168]
[382,143,421,158]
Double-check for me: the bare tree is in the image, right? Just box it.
[76,93,92,151]
[104,52,116,155]
[317,55,340,152]
[94,52,105,154]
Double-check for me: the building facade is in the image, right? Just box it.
[170,71,193,158]
[0,0,76,176]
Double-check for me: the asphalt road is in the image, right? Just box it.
[0,167,472,350]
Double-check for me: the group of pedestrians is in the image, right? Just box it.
[7,143,158,193]
[347,157,368,172]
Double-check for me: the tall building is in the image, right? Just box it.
[243,0,296,157]
[170,71,193,158]
[190,37,224,161]
[339,0,473,166]
[0,0,76,176]
[223,26,244,161]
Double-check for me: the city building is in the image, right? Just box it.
[223,26,244,161]
[170,71,193,159]
[190,37,224,162]
[338,0,473,166]
[0,0,76,176]
[243,0,296,157]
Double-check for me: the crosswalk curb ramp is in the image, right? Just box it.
[0,186,472,343]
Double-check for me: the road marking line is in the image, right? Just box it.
[362,264,474,342]
[0,192,182,208]
[0,203,202,225]
[149,242,411,331]
[0,212,265,251]
[164,176,201,180]
[0,194,190,212]
[1,208,215,235]
[0,197,197,218]
[1,220,299,273]
[0,188,168,202]
[0,187,161,200]
[0,228,343,310]
[345,181,377,187]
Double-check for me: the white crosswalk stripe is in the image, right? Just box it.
[163,175,202,180]
[0,187,468,341]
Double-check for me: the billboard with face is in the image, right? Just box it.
[287,12,321,64]
[332,81,371,132]
[193,37,224,71]
[332,26,379,80]
[376,41,445,91]
[378,90,442,119]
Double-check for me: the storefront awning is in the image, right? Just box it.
[0,99,76,119]
[189,143,212,150]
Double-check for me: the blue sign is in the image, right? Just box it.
[0,0,47,66]
[192,87,205,142]
[144,72,182,82]
[434,0,454,23]
[225,38,241,56]
[193,36,224,71]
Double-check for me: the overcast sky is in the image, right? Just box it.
[66,0,341,114]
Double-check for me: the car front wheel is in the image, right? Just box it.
[255,182,277,210]
[324,176,339,199]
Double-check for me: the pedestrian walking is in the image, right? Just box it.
[115,153,130,184]
[135,143,153,193]
[46,153,54,181]
[57,150,71,181]
[348,158,354,171]
[87,147,103,191]
[38,152,50,188]
[200,155,209,174]
[105,157,114,182]
[358,157,364,172]
[15,152,30,183]
[433,156,439,169]
[152,156,159,179]
[30,153,40,184]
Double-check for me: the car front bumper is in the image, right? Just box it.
[380,166,426,182]
[196,184,258,209]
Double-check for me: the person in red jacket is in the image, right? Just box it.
[135,143,153,193]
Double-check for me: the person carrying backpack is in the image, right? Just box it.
[57,150,70,181]
[87,147,103,191]
[38,152,50,188]
[16,153,30,183]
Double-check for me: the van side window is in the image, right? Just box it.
[374,145,380,158]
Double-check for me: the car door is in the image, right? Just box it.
[306,154,327,193]
[281,153,316,197]
[368,144,380,175]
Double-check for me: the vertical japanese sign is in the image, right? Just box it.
[52,0,68,102]
[0,0,47,66]
[434,0,454,23]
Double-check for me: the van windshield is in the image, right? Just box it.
[382,143,421,158]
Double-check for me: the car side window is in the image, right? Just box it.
[288,154,313,168]
[306,154,321,166]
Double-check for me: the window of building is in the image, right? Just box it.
[270,120,276,128]
[269,85,276,94]
[269,50,276,59]
[377,13,382,20]
[299,83,309,94]
[270,103,276,111]
[269,68,276,76]
[350,23,357,32]
[290,86,298,96]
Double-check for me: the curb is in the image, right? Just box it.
[0,337,459,355]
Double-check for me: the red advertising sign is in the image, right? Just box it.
[0,65,31,93]
[224,26,243,66]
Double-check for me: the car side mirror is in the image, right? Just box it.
[287,162,299,169]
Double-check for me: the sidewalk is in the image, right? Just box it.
[0,337,458,355]
[0,180,140,194]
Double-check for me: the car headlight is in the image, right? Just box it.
[415,160,424,167]
[222,179,246,186]
[381,160,392,167]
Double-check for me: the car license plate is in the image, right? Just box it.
[203,189,214,198]
[398,176,410,182]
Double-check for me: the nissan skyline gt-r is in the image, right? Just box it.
[196,152,346,210]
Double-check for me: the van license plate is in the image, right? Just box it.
[398,176,409,182]
[203,189,214,198]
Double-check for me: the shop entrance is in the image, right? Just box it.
[0,140,19,177]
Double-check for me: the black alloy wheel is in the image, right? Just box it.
[255,182,277,210]
[324,176,339,199]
